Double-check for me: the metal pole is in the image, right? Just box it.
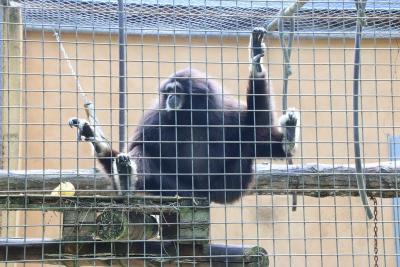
[118,0,126,151]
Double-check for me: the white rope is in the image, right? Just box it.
[53,30,108,159]
[53,30,88,104]
[53,30,102,128]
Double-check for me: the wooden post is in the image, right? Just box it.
[0,2,4,170]
[0,0,4,236]
[62,209,97,256]
[1,0,24,240]
[161,198,210,243]
[2,0,23,169]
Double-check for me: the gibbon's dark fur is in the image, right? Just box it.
[69,28,298,204]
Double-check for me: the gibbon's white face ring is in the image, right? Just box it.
[166,94,184,111]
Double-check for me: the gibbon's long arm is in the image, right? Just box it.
[247,27,299,158]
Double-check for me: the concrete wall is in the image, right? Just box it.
[7,30,400,266]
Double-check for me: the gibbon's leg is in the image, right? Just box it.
[68,117,133,194]
[115,152,134,194]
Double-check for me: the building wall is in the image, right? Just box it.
[10,30,400,266]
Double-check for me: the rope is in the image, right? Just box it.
[352,0,373,219]
[276,9,297,211]
[53,30,104,138]
[264,0,309,32]
[278,14,295,113]
[264,0,303,212]
[53,30,88,105]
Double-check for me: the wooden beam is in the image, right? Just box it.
[0,161,399,198]
[0,238,269,266]
[0,168,111,193]
[252,161,400,197]
[0,194,208,212]
[0,194,210,242]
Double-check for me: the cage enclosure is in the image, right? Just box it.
[0,0,400,266]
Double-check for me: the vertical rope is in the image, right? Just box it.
[352,0,373,219]
[278,15,295,113]
[278,12,296,211]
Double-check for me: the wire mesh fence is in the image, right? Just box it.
[1,0,400,266]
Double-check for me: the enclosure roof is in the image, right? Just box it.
[70,0,400,10]
[20,0,400,38]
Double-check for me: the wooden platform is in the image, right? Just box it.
[0,194,268,266]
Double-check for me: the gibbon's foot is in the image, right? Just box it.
[116,153,133,193]
[68,117,111,156]
[68,117,95,142]
[116,153,131,168]
[251,27,266,73]
[279,109,299,155]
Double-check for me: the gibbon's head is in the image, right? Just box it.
[159,68,214,114]
[161,80,186,112]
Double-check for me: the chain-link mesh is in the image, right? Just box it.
[1,0,400,266]
[22,0,400,37]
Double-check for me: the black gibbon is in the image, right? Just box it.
[69,28,298,204]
